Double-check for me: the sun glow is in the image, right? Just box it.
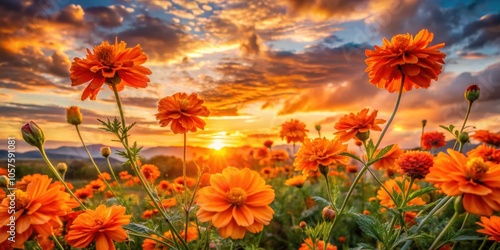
[209,139,225,151]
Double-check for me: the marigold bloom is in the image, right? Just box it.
[472,130,500,147]
[173,176,196,188]
[0,175,70,248]
[66,205,131,250]
[377,177,426,208]
[299,238,337,250]
[16,173,44,190]
[284,175,307,188]
[477,216,500,241]
[260,167,276,179]
[157,180,172,193]
[74,187,93,201]
[365,29,446,92]
[253,147,270,160]
[181,224,198,243]
[142,209,159,219]
[119,171,132,180]
[263,140,273,148]
[293,137,349,174]
[468,144,500,164]
[373,144,404,176]
[271,150,289,163]
[70,39,152,100]
[141,164,161,183]
[196,167,275,239]
[87,179,106,192]
[426,149,500,215]
[98,172,112,181]
[334,109,386,142]
[421,131,446,150]
[396,151,434,179]
[279,119,308,144]
[156,92,210,134]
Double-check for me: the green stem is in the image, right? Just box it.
[451,213,470,250]
[111,83,129,147]
[478,236,488,250]
[373,73,405,155]
[488,242,497,250]
[75,125,126,208]
[429,211,459,250]
[183,132,189,242]
[52,233,64,250]
[402,177,414,207]
[453,102,472,150]
[106,156,123,194]
[366,167,396,205]
[39,147,87,209]
[323,174,337,213]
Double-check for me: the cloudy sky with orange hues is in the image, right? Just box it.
[1,0,500,152]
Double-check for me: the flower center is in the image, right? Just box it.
[226,187,247,206]
[179,99,190,111]
[466,157,489,181]
[14,190,29,211]
[391,34,411,48]
[94,43,115,66]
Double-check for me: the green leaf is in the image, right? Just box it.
[365,139,375,159]
[340,152,364,164]
[450,235,484,241]
[355,214,384,242]
[374,144,394,160]
[123,223,156,235]
[352,243,377,250]
[407,186,438,202]
[310,196,330,206]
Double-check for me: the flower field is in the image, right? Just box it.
[2,27,500,250]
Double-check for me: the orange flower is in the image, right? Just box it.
[0,175,70,248]
[421,131,446,150]
[16,173,44,190]
[70,39,152,100]
[365,29,446,93]
[334,109,385,142]
[263,140,273,148]
[373,144,404,176]
[477,216,500,241]
[156,92,210,134]
[260,167,276,179]
[279,119,308,144]
[142,209,159,219]
[86,179,106,192]
[119,171,132,180]
[299,238,337,250]
[141,164,161,183]
[181,224,198,243]
[142,234,167,250]
[173,176,196,188]
[74,187,94,201]
[271,149,289,163]
[157,180,172,193]
[196,167,275,239]
[98,172,112,181]
[425,149,500,215]
[253,147,270,160]
[377,177,426,208]
[66,205,131,250]
[293,137,349,174]
[468,144,500,164]
[396,151,434,179]
[472,130,500,147]
[284,175,307,188]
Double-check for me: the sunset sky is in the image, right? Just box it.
[1,0,500,152]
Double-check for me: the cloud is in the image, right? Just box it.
[85,5,132,27]
[462,12,500,49]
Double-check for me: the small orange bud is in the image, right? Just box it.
[263,140,273,148]
[101,147,111,158]
[363,209,370,215]
[338,236,346,244]
[299,221,307,229]
[322,206,336,221]
[464,84,480,103]
[66,106,83,125]
[56,162,68,173]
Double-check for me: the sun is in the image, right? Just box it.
[209,140,225,151]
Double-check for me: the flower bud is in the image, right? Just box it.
[56,162,68,173]
[106,74,121,86]
[458,132,469,144]
[66,106,83,125]
[21,121,45,149]
[299,221,307,229]
[101,147,111,158]
[0,176,9,188]
[319,164,329,177]
[263,140,273,149]
[322,206,336,221]
[422,119,427,127]
[454,195,465,214]
[464,84,480,103]
[315,124,321,132]
[355,131,370,142]
[338,236,346,244]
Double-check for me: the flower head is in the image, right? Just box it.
[472,130,500,147]
[141,164,161,183]
[74,187,93,201]
[101,147,111,158]
[263,140,273,148]
[173,176,196,188]
[396,151,434,179]
[271,149,289,163]
[294,137,349,174]
[21,121,45,149]
[426,149,500,215]
[467,144,500,164]
[70,39,152,100]
[156,92,210,134]
[334,109,385,142]
[365,29,446,92]
[279,119,308,144]
[196,167,275,239]
[284,175,307,188]
[66,205,131,250]
[465,84,480,103]
[373,144,404,176]
[299,238,337,250]
[66,106,83,125]
[477,216,500,241]
[377,177,426,208]
[421,131,446,150]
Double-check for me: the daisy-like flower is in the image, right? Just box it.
[421,131,446,150]
[396,151,434,179]
[173,176,196,188]
[0,175,70,248]
[477,216,500,241]
[86,179,106,192]
[156,92,210,134]
[365,29,446,93]
[142,234,167,250]
[293,137,349,174]
[377,177,427,208]
[70,39,152,100]
[98,172,112,181]
[284,175,308,188]
[426,149,500,215]
[467,144,500,164]
[472,130,500,147]
[157,180,172,193]
[196,167,275,239]
[279,119,308,144]
[334,109,386,142]
[141,164,161,183]
[74,187,94,201]
[66,205,131,250]
[271,150,289,163]
[373,144,404,176]
[299,238,337,250]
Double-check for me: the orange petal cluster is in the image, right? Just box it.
[279,119,308,144]
[70,39,152,100]
[373,144,404,176]
[141,164,161,183]
[156,92,210,134]
[196,167,275,239]
[421,131,446,150]
[477,216,500,241]
[66,205,131,250]
[293,137,349,174]
[396,150,434,179]
[426,149,500,215]
[472,130,500,147]
[334,109,385,142]
[467,144,500,164]
[299,238,337,250]
[377,177,426,208]
[284,175,308,188]
[365,29,446,93]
